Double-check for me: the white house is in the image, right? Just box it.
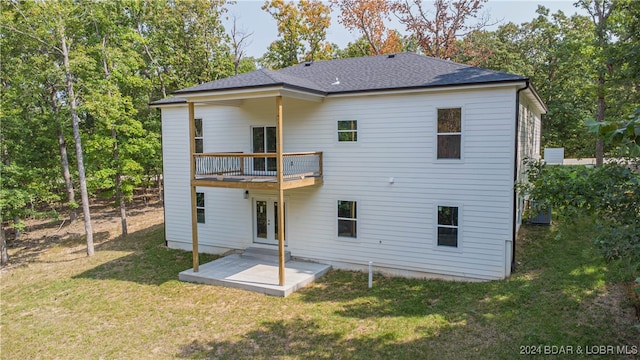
[151,53,546,283]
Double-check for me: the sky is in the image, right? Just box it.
[222,0,588,58]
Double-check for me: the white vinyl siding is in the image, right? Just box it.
[161,107,192,249]
[159,86,535,280]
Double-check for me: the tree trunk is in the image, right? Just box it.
[595,75,605,166]
[157,173,163,204]
[0,223,8,266]
[112,128,128,236]
[57,122,77,222]
[60,28,94,256]
[13,217,21,241]
[596,95,605,167]
[50,85,76,221]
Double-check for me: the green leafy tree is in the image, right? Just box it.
[133,0,234,98]
[2,0,96,255]
[261,0,333,69]
[586,108,640,157]
[455,7,600,158]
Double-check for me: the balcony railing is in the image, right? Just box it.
[193,152,322,183]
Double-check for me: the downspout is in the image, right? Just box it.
[512,80,530,273]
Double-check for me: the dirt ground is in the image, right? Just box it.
[3,195,165,269]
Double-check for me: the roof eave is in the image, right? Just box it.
[170,83,327,103]
[327,79,530,97]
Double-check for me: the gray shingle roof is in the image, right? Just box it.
[153,53,526,104]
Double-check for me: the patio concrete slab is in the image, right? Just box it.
[179,254,331,297]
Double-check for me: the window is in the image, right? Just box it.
[437,108,461,159]
[338,120,357,142]
[337,200,357,238]
[194,118,203,153]
[437,206,458,247]
[196,192,205,223]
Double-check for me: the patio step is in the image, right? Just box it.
[241,247,291,263]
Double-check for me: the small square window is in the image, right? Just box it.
[196,192,205,223]
[338,120,357,142]
[437,109,461,159]
[437,206,458,247]
[338,200,357,238]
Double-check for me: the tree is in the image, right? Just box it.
[575,0,617,166]
[229,16,254,75]
[133,0,234,98]
[331,0,402,55]
[454,8,600,158]
[586,108,640,157]
[261,0,333,69]
[2,0,95,255]
[391,0,491,59]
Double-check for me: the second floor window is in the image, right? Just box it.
[437,108,461,159]
[194,118,203,153]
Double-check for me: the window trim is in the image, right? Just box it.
[434,203,462,251]
[337,200,358,239]
[337,120,358,143]
[435,107,463,161]
[196,192,205,224]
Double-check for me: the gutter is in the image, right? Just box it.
[512,80,530,273]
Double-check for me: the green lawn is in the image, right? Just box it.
[1,221,638,359]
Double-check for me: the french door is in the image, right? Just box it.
[252,126,277,172]
[253,198,286,246]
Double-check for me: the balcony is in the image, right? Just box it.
[192,152,323,190]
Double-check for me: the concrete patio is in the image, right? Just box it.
[178,248,331,297]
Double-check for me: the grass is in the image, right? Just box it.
[1,221,638,359]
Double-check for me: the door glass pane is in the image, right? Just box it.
[266,126,276,153]
[256,201,267,239]
[253,127,266,171]
[253,127,265,153]
[194,118,203,137]
[266,127,277,171]
[273,201,287,240]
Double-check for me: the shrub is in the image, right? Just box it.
[519,159,640,279]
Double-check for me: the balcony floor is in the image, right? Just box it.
[193,173,322,189]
